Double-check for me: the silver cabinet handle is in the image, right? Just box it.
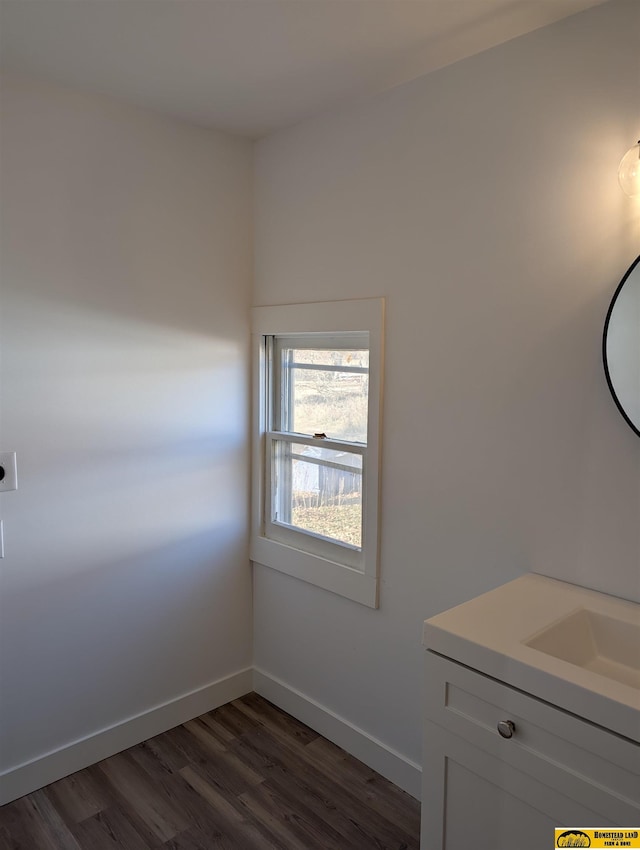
[497,720,516,739]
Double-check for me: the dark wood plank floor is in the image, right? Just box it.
[0,693,421,850]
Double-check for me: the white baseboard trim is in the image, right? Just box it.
[0,667,253,806]
[1,666,421,806]
[252,668,422,799]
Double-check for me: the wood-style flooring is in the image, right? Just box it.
[0,692,421,849]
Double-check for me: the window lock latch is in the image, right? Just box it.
[313,432,327,439]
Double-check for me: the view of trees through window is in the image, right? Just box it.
[284,347,369,441]
[279,346,368,548]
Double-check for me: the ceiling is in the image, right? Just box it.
[0,0,608,138]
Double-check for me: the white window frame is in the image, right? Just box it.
[250,298,384,608]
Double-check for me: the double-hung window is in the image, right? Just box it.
[251,299,384,608]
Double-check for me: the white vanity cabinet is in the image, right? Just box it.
[421,651,640,849]
[421,575,640,850]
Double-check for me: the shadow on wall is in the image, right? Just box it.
[1,291,248,580]
[0,525,249,770]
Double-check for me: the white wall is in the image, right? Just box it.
[0,77,253,785]
[253,0,640,776]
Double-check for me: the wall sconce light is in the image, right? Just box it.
[618,141,640,197]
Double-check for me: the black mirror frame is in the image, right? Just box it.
[602,254,640,438]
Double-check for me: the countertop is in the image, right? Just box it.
[423,574,640,742]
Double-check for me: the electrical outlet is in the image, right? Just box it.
[0,452,18,492]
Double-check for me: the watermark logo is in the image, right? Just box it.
[556,829,640,848]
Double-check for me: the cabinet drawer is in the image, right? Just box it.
[425,651,640,824]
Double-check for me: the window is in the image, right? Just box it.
[267,333,367,566]
[251,299,384,608]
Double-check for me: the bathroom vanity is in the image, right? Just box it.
[421,575,640,849]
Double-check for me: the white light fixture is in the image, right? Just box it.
[618,141,640,197]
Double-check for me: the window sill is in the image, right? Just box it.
[250,534,379,608]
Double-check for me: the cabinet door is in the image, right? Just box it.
[421,722,619,850]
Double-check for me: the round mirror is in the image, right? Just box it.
[603,255,640,437]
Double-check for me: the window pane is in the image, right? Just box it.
[280,348,369,442]
[272,441,362,548]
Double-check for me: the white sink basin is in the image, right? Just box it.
[422,575,640,741]
[525,608,640,690]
